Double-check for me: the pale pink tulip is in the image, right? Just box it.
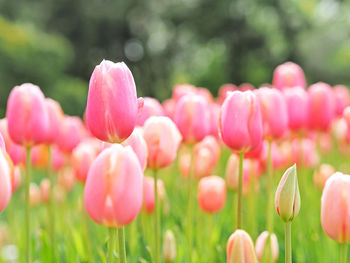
[0,148,12,213]
[86,60,143,143]
[136,97,165,126]
[283,86,309,132]
[29,183,41,206]
[52,145,66,171]
[255,231,279,262]
[57,167,76,191]
[84,144,143,227]
[143,116,182,169]
[162,99,176,119]
[40,179,51,203]
[272,62,306,90]
[6,83,49,146]
[220,91,263,153]
[308,82,335,131]
[57,116,87,152]
[174,94,210,143]
[255,87,288,139]
[198,175,226,213]
[142,176,165,213]
[227,229,258,263]
[313,164,335,190]
[333,85,350,116]
[122,127,148,171]
[321,172,350,243]
[172,84,197,102]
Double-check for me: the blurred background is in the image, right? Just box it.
[0,0,348,116]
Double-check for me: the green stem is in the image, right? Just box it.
[187,145,194,262]
[118,227,127,263]
[236,152,244,229]
[340,243,348,263]
[285,222,292,263]
[47,146,56,262]
[82,199,93,262]
[154,169,160,263]
[266,141,274,263]
[107,228,117,263]
[25,146,32,263]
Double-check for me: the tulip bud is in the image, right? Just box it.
[321,172,350,243]
[275,164,300,222]
[255,231,279,262]
[163,230,176,262]
[226,229,258,263]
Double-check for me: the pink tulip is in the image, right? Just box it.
[6,83,49,146]
[71,140,99,183]
[11,166,21,192]
[84,144,143,227]
[313,164,335,190]
[174,94,210,143]
[86,60,143,143]
[218,84,237,104]
[57,116,87,152]
[321,172,350,243]
[136,97,165,126]
[122,127,148,171]
[162,99,176,119]
[40,179,51,203]
[143,116,182,169]
[255,87,288,139]
[220,91,263,153]
[333,85,350,116]
[0,147,12,213]
[292,138,319,168]
[272,62,306,90]
[308,82,335,131]
[259,141,285,171]
[172,84,197,102]
[0,119,25,165]
[196,87,214,103]
[45,99,64,144]
[283,86,309,132]
[209,103,220,137]
[52,145,66,171]
[197,175,226,213]
[255,231,279,262]
[227,229,258,263]
[142,176,165,213]
[239,83,255,91]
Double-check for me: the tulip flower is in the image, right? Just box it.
[29,183,41,206]
[57,167,76,192]
[272,62,306,90]
[6,83,49,146]
[143,116,181,263]
[275,164,300,263]
[333,85,350,117]
[255,231,279,262]
[45,99,64,144]
[308,82,335,132]
[313,164,335,189]
[143,176,165,213]
[239,83,255,91]
[226,229,258,263]
[173,94,211,143]
[220,90,263,229]
[40,179,51,203]
[197,176,226,213]
[71,140,100,183]
[57,116,87,153]
[31,144,49,169]
[6,83,49,263]
[283,86,309,132]
[143,116,182,169]
[172,84,197,102]
[86,60,143,143]
[122,127,148,171]
[0,147,12,213]
[163,230,176,262]
[218,84,237,105]
[255,87,289,139]
[321,172,350,263]
[136,97,165,126]
[162,99,176,119]
[84,144,143,263]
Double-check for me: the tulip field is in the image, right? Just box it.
[1,61,350,263]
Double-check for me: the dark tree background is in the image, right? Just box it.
[0,0,349,116]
